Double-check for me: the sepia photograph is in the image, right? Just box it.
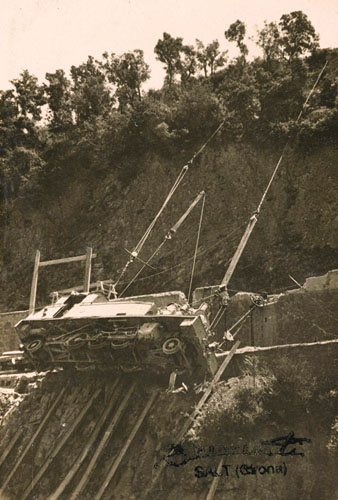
[0,0,338,498]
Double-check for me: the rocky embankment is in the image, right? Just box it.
[0,270,338,499]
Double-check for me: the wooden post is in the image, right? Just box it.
[69,379,131,500]
[221,215,258,287]
[49,379,121,500]
[206,457,224,500]
[83,247,93,293]
[147,341,241,498]
[29,250,40,314]
[177,340,241,442]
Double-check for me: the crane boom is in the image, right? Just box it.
[219,61,328,291]
[220,212,258,287]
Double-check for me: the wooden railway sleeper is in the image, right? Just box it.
[69,380,136,500]
[0,385,67,497]
[94,391,158,500]
[21,387,101,500]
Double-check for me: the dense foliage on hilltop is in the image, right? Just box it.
[0,11,337,206]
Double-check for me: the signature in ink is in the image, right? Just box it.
[261,431,312,456]
[153,432,312,469]
[160,443,204,468]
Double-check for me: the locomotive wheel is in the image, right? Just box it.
[88,336,108,350]
[65,334,87,350]
[162,337,182,355]
[26,338,44,353]
[250,294,264,307]
[110,339,130,349]
[75,362,94,371]
[125,329,137,338]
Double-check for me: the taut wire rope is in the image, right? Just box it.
[188,192,206,302]
[114,120,226,290]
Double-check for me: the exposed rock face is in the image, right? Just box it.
[0,311,26,351]
[2,142,338,311]
[222,268,338,348]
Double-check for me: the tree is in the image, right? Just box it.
[102,50,150,109]
[3,147,45,196]
[170,82,223,140]
[0,80,45,199]
[225,20,248,57]
[0,90,19,154]
[195,39,228,77]
[10,70,45,122]
[44,70,73,131]
[0,72,44,155]
[256,21,283,63]
[154,33,184,88]
[279,11,319,60]
[177,45,197,85]
[219,70,260,136]
[70,56,112,123]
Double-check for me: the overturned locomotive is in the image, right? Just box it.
[15,286,219,379]
[13,122,262,381]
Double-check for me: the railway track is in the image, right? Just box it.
[0,376,158,500]
[0,371,44,391]
[0,341,239,499]
[0,350,37,388]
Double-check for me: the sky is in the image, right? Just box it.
[0,0,337,91]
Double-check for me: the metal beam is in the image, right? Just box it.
[29,250,40,314]
[39,253,96,267]
[83,247,93,293]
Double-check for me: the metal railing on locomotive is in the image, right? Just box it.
[28,247,96,314]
